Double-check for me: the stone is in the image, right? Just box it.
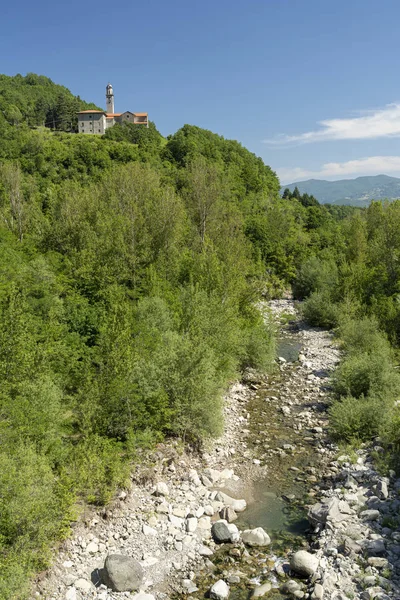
[210,579,230,600]
[103,554,144,592]
[186,517,198,533]
[308,497,350,527]
[131,595,156,600]
[360,509,380,521]
[376,480,389,500]
[290,550,319,577]
[311,583,324,600]
[367,557,389,569]
[280,580,301,594]
[74,579,92,592]
[65,588,77,600]
[242,527,271,547]
[216,491,247,513]
[198,516,212,530]
[366,539,386,555]
[86,541,99,553]
[154,481,169,496]
[252,581,272,597]
[219,506,238,523]
[212,520,236,543]
[142,524,157,536]
[199,545,214,556]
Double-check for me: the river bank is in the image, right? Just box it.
[32,299,400,600]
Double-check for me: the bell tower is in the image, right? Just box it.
[106,83,114,114]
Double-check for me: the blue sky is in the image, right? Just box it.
[3,0,400,184]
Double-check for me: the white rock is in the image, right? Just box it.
[169,514,184,528]
[131,594,156,600]
[242,527,271,547]
[142,524,157,536]
[74,578,92,592]
[290,550,319,577]
[210,579,230,599]
[186,517,198,533]
[65,588,77,600]
[155,481,169,496]
[86,541,99,553]
[198,545,214,556]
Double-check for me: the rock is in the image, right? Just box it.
[186,517,198,533]
[219,507,238,523]
[199,545,214,556]
[211,520,236,543]
[142,524,157,536]
[210,579,230,600]
[198,516,212,530]
[103,554,144,592]
[131,595,156,600]
[65,588,77,600]
[280,580,301,594]
[311,583,324,600]
[367,557,389,569]
[154,481,169,496]
[86,541,99,553]
[360,509,380,521]
[74,579,92,592]
[308,497,350,527]
[252,581,272,597]
[290,550,319,577]
[376,480,389,500]
[216,491,247,513]
[242,527,271,547]
[366,539,386,555]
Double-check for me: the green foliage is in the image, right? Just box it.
[329,394,387,442]
[301,291,340,328]
[0,78,286,597]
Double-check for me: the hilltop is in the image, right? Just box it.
[281,174,400,206]
[0,73,100,131]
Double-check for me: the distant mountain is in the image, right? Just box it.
[280,175,400,206]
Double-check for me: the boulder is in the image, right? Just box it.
[280,580,301,594]
[242,527,271,547]
[211,520,238,543]
[290,550,319,577]
[103,554,144,592]
[376,480,389,500]
[131,595,156,600]
[210,579,230,599]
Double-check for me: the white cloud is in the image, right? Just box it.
[265,104,400,145]
[278,156,400,184]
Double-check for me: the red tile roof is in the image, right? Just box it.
[133,112,148,117]
[78,110,105,114]
[106,113,122,117]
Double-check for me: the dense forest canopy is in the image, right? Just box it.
[1,73,400,599]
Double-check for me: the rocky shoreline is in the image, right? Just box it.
[32,299,400,600]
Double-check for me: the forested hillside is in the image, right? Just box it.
[2,76,400,599]
[0,73,100,131]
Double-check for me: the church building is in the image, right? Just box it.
[77,84,148,134]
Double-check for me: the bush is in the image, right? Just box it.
[301,291,340,328]
[329,394,387,442]
[293,256,338,300]
[333,350,400,399]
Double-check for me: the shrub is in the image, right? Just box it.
[332,350,400,399]
[329,394,387,442]
[293,256,338,300]
[301,291,340,328]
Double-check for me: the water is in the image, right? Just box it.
[277,336,302,363]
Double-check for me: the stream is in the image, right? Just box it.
[192,300,339,599]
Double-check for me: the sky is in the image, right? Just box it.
[2,0,400,184]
